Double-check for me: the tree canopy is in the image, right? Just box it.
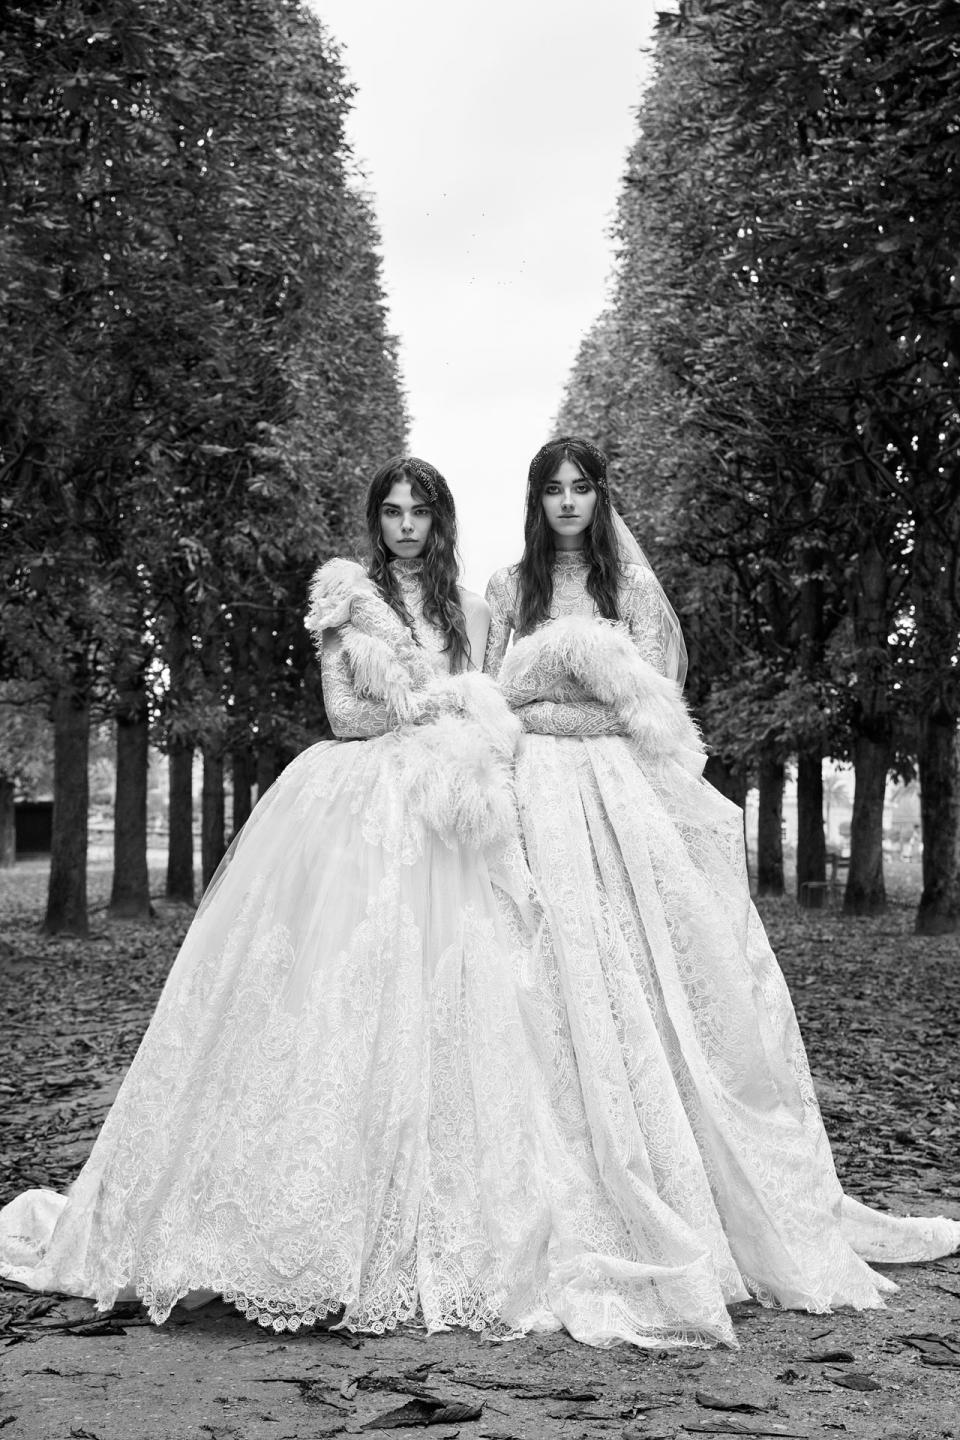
[1,0,407,931]
[558,0,960,931]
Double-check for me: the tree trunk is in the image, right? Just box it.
[166,742,195,903]
[916,711,960,934]
[0,777,15,868]
[844,730,888,915]
[794,541,828,910]
[164,610,195,903]
[231,747,254,836]
[201,741,225,889]
[705,754,748,812]
[704,754,749,864]
[44,680,90,937]
[252,616,279,802]
[756,750,784,896]
[910,476,960,934]
[229,613,253,838]
[109,663,151,919]
[255,742,279,801]
[844,536,891,916]
[796,743,826,908]
[704,754,747,808]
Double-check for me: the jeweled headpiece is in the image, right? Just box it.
[526,436,609,499]
[402,456,441,504]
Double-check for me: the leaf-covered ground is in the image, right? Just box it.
[1,857,959,1440]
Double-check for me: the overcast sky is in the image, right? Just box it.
[309,0,667,590]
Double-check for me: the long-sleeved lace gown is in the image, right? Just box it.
[0,561,558,1336]
[0,559,767,1348]
[484,552,960,1327]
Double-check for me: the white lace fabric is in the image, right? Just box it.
[1,555,956,1346]
[0,558,734,1349]
[482,554,960,1317]
[320,561,452,738]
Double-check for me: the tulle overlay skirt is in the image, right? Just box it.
[3,730,958,1348]
[0,736,561,1336]
[0,734,727,1346]
[511,731,960,1332]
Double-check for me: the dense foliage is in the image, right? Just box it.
[0,0,407,932]
[558,0,960,932]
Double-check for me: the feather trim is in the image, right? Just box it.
[303,557,521,846]
[500,616,705,770]
[304,558,377,641]
[400,710,519,850]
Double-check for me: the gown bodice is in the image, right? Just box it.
[390,560,451,674]
[483,552,669,683]
[322,559,450,738]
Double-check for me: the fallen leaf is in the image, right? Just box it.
[826,1372,881,1392]
[899,1333,960,1367]
[680,1423,808,1437]
[696,1391,771,1413]
[18,1297,57,1322]
[362,1398,483,1429]
[66,1320,126,1337]
[626,1396,679,1413]
[515,1386,598,1401]
[546,1406,609,1420]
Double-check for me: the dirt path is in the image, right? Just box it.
[1,869,959,1439]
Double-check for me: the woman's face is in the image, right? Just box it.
[379,479,433,559]
[540,459,597,548]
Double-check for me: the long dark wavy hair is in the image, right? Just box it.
[365,455,470,672]
[515,437,622,637]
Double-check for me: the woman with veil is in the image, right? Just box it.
[483,436,959,1345]
[0,453,783,1349]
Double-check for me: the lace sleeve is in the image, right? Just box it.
[320,628,391,739]
[621,566,670,677]
[482,567,517,679]
[518,699,623,736]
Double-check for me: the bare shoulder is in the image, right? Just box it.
[459,587,491,625]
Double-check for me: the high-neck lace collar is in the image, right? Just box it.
[390,557,423,589]
[553,549,588,569]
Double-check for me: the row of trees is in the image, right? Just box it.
[1,0,407,934]
[558,0,960,932]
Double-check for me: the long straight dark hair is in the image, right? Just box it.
[515,437,622,637]
[365,456,470,672]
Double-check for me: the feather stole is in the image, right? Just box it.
[499,615,706,775]
[306,559,521,847]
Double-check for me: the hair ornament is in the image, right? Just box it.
[527,437,609,497]
[402,456,440,503]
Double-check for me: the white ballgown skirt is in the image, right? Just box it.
[2,728,957,1349]
[510,730,959,1331]
[0,736,555,1336]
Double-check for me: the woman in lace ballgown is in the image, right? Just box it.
[483,436,960,1335]
[0,457,560,1335]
